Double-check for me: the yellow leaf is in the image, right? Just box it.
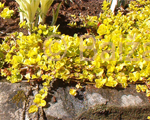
[38,29,43,34]
[19,21,26,28]
[37,70,42,77]
[0,2,4,9]
[136,85,147,93]
[32,74,38,79]
[69,88,77,96]
[41,74,49,80]
[35,94,42,99]
[107,65,115,73]
[41,91,48,99]
[97,24,108,35]
[39,100,46,107]
[95,78,106,88]
[25,73,31,80]
[88,74,95,82]
[76,83,82,89]
[105,76,118,87]
[33,98,41,104]
[0,7,14,19]
[43,86,48,91]
[42,81,50,86]
[147,116,150,119]
[129,72,140,82]
[94,68,104,77]
[28,105,38,113]
[146,90,150,97]
[39,89,45,94]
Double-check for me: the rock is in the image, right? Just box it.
[45,99,70,119]
[121,95,143,107]
[0,79,150,120]
[86,93,109,107]
[0,81,39,120]
[44,79,150,119]
[0,82,27,120]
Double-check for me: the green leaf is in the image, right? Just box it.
[18,7,26,14]
[0,51,4,58]
[0,61,4,68]
[51,2,62,26]
[34,8,41,27]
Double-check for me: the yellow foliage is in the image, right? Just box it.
[29,105,38,113]
[1,0,150,114]
[69,89,77,96]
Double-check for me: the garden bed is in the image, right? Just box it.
[0,0,150,119]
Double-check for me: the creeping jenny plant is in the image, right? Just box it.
[0,2,14,19]
[0,2,14,68]
[1,0,150,114]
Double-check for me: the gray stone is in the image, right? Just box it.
[0,79,150,120]
[45,99,70,119]
[121,95,143,107]
[44,79,150,119]
[0,82,26,120]
[86,93,109,107]
[0,81,39,120]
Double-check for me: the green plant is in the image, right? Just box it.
[0,49,4,69]
[15,0,40,34]
[51,2,62,26]
[15,0,61,34]
[39,0,54,24]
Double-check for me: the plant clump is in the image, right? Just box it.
[0,0,150,114]
[0,2,14,19]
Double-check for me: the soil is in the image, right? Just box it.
[0,0,135,41]
[0,0,104,41]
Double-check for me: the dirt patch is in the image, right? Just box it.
[0,0,104,40]
[0,0,135,40]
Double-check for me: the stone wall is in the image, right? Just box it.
[0,79,150,120]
